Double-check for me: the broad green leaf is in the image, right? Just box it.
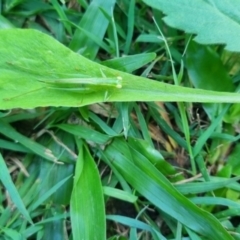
[1,29,240,110]
[142,0,240,52]
[187,42,234,92]
[71,143,105,240]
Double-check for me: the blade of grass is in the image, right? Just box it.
[193,104,229,157]
[124,0,135,54]
[29,175,72,211]
[106,215,153,233]
[2,228,22,240]
[153,18,195,173]
[190,196,240,208]
[103,186,137,203]
[175,176,240,195]
[100,6,119,57]
[134,104,153,147]
[102,53,156,73]
[71,141,106,240]
[0,153,32,224]
[0,120,58,163]
[50,0,72,35]
[69,0,116,59]
[57,123,111,144]
[105,138,233,240]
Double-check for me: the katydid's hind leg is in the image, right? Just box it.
[76,95,84,106]
[99,68,106,78]
[3,87,45,101]
[103,90,111,102]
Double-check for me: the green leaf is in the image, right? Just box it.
[0,120,58,163]
[190,196,240,208]
[186,41,234,120]
[102,53,156,72]
[39,206,67,240]
[106,215,154,233]
[105,138,234,240]
[57,123,111,144]
[103,186,138,203]
[29,175,72,212]
[142,0,240,52]
[2,228,22,240]
[29,131,75,205]
[70,142,106,240]
[0,15,15,29]
[187,42,234,92]
[175,176,240,195]
[1,29,240,110]
[69,0,116,59]
[0,153,32,224]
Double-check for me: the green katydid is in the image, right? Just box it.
[4,76,122,101]
[37,76,122,91]
[4,62,122,101]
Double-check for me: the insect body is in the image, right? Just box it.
[4,61,123,100]
[38,76,122,92]
[4,75,122,101]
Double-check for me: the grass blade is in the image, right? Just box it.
[0,153,32,224]
[69,0,116,59]
[71,141,105,240]
[105,139,233,240]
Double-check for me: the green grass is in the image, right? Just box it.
[1,1,240,239]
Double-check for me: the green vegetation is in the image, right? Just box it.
[0,0,240,239]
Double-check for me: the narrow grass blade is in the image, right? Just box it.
[103,186,137,203]
[134,104,153,146]
[175,177,240,195]
[190,196,240,208]
[0,15,15,29]
[124,0,135,54]
[105,139,233,240]
[2,228,22,240]
[0,139,29,153]
[29,175,72,211]
[89,112,118,136]
[103,53,156,72]
[50,0,72,35]
[57,123,111,144]
[193,105,229,157]
[0,153,32,224]
[0,120,57,163]
[107,215,153,232]
[69,0,116,59]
